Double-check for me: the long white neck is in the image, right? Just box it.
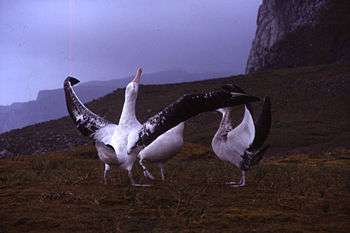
[119,94,137,125]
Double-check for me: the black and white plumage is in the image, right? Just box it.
[65,68,144,186]
[65,71,260,186]
[127,90,260,155]
[64,77,112,137]
[212,84,271,187]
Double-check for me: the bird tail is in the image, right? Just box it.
[240,144,270,171]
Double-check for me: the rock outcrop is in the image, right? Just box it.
[246,0,350,73]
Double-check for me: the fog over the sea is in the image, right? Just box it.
[0,0,261,105]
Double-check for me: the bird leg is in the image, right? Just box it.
[104,163,111,184]
[231,171,246,187]
[139,158,155,180]
[158,163,165,181]
[128,169,136,185]
[128,169,151,187]
[226,171,246,187]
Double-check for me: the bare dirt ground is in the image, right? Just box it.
[1,144,349,233]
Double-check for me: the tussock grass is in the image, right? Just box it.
[0,146,349,232]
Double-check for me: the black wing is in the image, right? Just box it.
[248,97,271,151]
[222,84,254,114]
[64,76,112,137]
[129,88,260,153]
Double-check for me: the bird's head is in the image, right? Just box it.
[125,67,142,100]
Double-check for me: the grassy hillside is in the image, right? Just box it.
[0,64,349,232]
[0,145,349,232]
[0,64,349,155]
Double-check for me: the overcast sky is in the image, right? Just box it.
[0,0,261,105]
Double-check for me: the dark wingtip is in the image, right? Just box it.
[224,84,257,113]
[65,76,80,86]
[223,83,260,102]
[249,95,260,102]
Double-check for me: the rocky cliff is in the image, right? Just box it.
[246,0,350,73]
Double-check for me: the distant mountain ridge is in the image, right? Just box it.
[0,70,222,133]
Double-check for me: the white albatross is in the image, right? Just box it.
[102,67,185,182]
[64,72,260,186]
[65,68,145,185]
[211,84,271,187]
[103,68,186,181]
[138,122,184,180]
[100,68,144,184]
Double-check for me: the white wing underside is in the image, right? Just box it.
[93,124,119,145]
[227,106,255,153]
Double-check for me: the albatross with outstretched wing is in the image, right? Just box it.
[212,84,271,187]
[65,68,144,186]
[64,71,260,186]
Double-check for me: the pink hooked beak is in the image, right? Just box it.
[132,68,142,83]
